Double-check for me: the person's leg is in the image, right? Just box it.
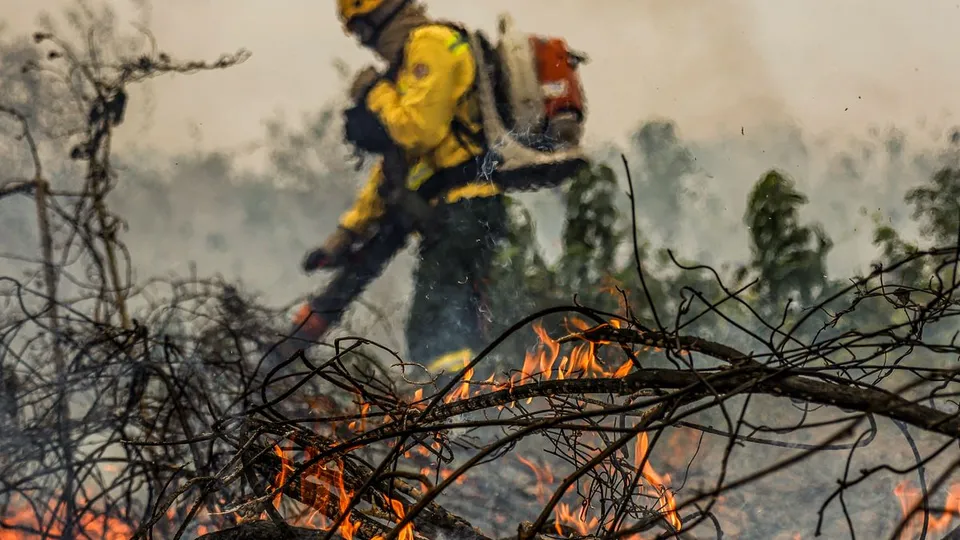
[405,195,508,385]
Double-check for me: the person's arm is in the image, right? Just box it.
[364,26,469,154]
[302,161,386,272]
[338,161,387,235]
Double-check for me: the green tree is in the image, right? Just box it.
[871,220,924,288]
[488,197,552,321]
[628,121,697,244]
[868,165,960,291]
[738,170,832,308]
[905,167,960,245]
[554,163,627,310]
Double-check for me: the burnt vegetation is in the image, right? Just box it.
[3,5,960,540]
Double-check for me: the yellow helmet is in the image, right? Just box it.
[336,0,388,27]
[337,0,410,45]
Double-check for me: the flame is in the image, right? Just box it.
[634,432,682,531]
[348,402,371,432]
[300,446,330,528]
[893,480,960,538]
[0,494,134,540]
[443,358,475,404]
[420,466,466,486]
[520,430,678,538]
[566,317,591,332]
[265,315,679,538]
[272,444,295,510]
[267,445,361,538]
[554,502,599,536]
[431,318,644,409]
[372,497,415,540]
[509,321,633,390]
[518,455,555,504]
[336,464,360,540]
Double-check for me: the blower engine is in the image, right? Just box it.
[467,13,592,190]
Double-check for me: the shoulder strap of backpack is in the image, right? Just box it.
[436,21,488,155]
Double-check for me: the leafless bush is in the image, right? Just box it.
[0,13,250,538]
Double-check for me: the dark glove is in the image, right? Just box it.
[344,103,392,154]
[301,227,357,272]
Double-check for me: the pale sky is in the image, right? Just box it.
[5,0,960,163]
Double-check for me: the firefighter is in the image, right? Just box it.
[302,0,507,380]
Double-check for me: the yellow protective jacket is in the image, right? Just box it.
[339,24,501,234]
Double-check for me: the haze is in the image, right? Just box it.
[4,0,960,163]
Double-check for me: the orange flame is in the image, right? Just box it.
[508,321,634,390]
[0,495,135,540]
[348,402,371,432]
[267,446,361,538]
[273,444,294,510]
[518,455,555,504]
[554,502,599,536]
[444,359,475,404]
[634,432,682,531]
[893,480,960,538]
[372,497,415,540]
[300,446,330,528]
[432,319,643,409]
[336,465,360,540]
[420,466,466,486]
